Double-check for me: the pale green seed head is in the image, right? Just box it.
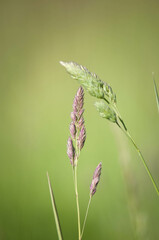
[94,101,117,123]
[60,61,105,99]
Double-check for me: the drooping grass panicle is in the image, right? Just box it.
[60,61,119,125]
[60,61,116,102]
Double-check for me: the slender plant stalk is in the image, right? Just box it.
[120,127,159,196]
[114,103,159,196]
[113,126,147,240]
[74,126,82,240]
[47,172,63,240]
[110,99,159,195]
[74,165,81,240]
[81,197,91,239]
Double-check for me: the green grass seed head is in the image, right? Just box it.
[60,61,105,99]
[94,101,117,123]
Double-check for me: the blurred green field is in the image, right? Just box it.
[0,0,159,239]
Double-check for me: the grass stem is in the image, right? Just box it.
[74,165,81,240]
[119,126,159,196]
[81,196,91,239]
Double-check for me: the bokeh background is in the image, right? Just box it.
[0,0,159,239]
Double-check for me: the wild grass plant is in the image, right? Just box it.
[47,87,102,240]
[60,61,159,197]
[47,62,158,240]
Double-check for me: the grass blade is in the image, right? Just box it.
[47,172,63,240]
[153,74,159,112]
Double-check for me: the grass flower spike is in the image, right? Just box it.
[81,162,102,239]
[60,61,159,196]
[67,87,86,167]
[90,162,102,197]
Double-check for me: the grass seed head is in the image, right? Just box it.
[94,101,117,123]
[60,61,116,104]
[60,61,105,99]
[67,87,86,166]
[90,162,102,197]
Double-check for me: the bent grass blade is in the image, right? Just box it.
[47,172,63,240]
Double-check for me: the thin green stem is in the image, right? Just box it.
[119,126,159,196]
[113,104,159,196]
[81,196,92,239]
[74,165,81,240]
[73,126,81,240]
[113,105,127,131]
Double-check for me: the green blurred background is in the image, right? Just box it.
[0,0,159,239]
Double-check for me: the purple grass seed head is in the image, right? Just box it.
[67,87,86,166]
[90,162,102,197]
